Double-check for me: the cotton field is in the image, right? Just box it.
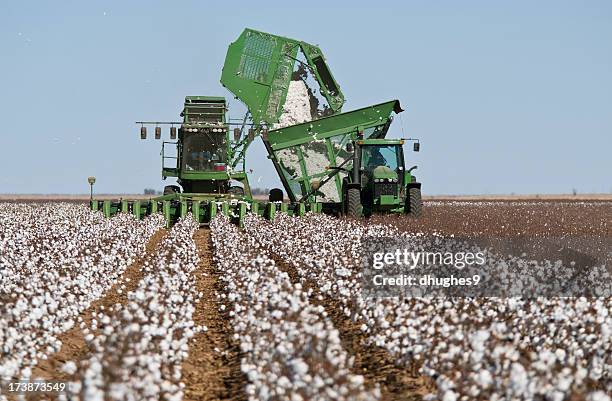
[0,201,610,401]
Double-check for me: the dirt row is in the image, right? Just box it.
[27,229,167,399]
[372,201,612,271]
[27,228,247,401]
[181,230,246,401]
[270,254,432,401]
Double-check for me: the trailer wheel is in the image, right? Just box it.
[347,188,363,218]
[406,187,422,217]
[228,186,245,196]
[163,185,181,195]
[269,188,284,202]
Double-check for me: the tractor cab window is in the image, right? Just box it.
[183,133,227,171]
[361,145,400,171]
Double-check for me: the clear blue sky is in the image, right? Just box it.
[1,0,610,195]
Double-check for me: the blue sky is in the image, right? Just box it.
[1,1,610,195]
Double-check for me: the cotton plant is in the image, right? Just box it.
[69,216,201,401]
[210,215,378,401]
[243,212,611,400]
[0,203,164,382]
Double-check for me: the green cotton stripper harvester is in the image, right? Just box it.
[91,28,423,226]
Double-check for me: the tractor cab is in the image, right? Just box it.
[355,139,408,212]
[361,142,402,179]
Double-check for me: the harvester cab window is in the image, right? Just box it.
[362,145,399,171]
[183,134,226,171]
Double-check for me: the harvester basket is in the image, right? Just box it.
[221,28,345,126]
[263,100,403,203]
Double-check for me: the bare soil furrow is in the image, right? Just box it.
[30,228,167,385]
[182,229,246,401]
[271,254,433,401]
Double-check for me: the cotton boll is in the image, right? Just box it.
[61,361,78,375]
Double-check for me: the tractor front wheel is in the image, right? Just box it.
[347,188,363,218]
[406,187,422,217]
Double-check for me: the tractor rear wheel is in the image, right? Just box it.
[347,188,363,218]
[406,187,422,217]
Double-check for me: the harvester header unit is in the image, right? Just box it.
[91,28,423,226]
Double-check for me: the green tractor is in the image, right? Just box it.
[342,137,422,218]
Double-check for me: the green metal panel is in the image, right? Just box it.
[221,28,344,126]
[121,200,129,213]
[267,100,402,150]
[177,171,248,181]
[209,202,217,220]
[221,202,230,216]
[360,138,404,145]
[266,203,276,220]
[151,201,158,214]
[183,96,226,125]
[378,195,397,206]
[297,202,306,216]
[91,201,99,211]
[180,201,188,218]
[103,201,111,218]
[133,201,141,219]
[238,202,247,227]
[280,203,288,214]
[193,200,201,222]
[251,202,259,215]
[163,201,171,226]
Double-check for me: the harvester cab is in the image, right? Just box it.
[160,96,251,197]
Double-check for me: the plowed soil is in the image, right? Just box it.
[27,228,167,399]
[16,200,610,400]
[272,256,433,401]
[372,200,612,273]
[181,229,246,401]
[372,200,611,237]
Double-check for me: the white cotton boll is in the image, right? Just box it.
[555,348,566,361]
[476,369,493,389]
[61,361,78,375]
[290,393,304,401]
[442,390,457,401]
[21,366,32,378]
[277,376,291,388]
[509,363,528,394]
[575,367,588,382]
[349,375,364,386]
[587,391,611,401]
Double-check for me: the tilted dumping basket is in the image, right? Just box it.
[221,28,345,126]
[263,100,403,203]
